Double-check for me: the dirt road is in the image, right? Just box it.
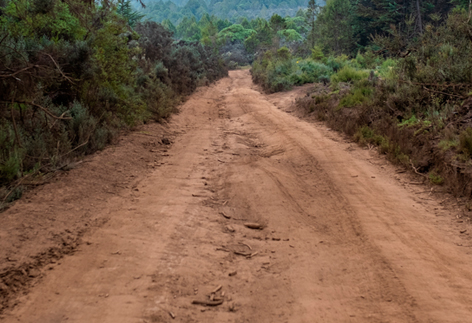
[2,70,472,323]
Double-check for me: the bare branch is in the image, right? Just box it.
[44,53,76,84]
[1,100,72,120]
[0,65,39,79]
[410,161,428,178]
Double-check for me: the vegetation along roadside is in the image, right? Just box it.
[250,0,472,199]
[0,0,227,209]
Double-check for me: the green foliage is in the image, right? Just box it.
[0,0,228,198]
[139,0,310,24]
[339,86,373,107]
[117,0,144,27]
[1,0,86,40]
[314,0,354,55]
[459,128,472,158]
[277,29,302,42]
[438,138,459,151]
[252,47,335,92]
[218,24,256,43]
[290,60,333,84]
[398,115,419,127]
[429,171,444,185]
[330,65,369,86]
[353,126,387,147]
[311,46,324,61]
[276,46,291,60]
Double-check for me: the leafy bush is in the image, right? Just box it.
[251,49,334,93]
[459,128,472,158]
[330,65,369,86]
[339,86,373,107]
[0,3,228,201]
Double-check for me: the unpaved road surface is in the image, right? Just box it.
[2,70,472,323]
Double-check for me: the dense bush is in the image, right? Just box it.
[0,0,227,204]
[298,9,472,196]
[251,47,336,92]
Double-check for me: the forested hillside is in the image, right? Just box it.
[140,0,319,23]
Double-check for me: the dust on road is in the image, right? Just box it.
[2,70,472,323]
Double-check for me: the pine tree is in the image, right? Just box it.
[306,0,319,49]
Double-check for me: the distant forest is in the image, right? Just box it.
[139,0,325,23]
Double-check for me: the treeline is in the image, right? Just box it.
[140,0,315,23]
[251,0,472,196]
[151,11,308,68]
[0,0,227,204]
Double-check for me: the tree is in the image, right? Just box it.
[306,0,320,48]
[315,0,354,55]
[117,0,144,27]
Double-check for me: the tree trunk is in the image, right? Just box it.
[416,0,423,34]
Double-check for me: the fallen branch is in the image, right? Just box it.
[422,86,465,99]
[212,285,222,294]
[220,211,231,219]
[244,222,264,230]
[240,243,252,250]
[191,299,224,306]
[59,141,88,158]
[410,161,428,178]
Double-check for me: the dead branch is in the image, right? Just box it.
[191,299,223,306]
[44,53,76,84]
[2,171,38,204]
[410,161,428,178]
[59,140,89,158]
[11,95,22,148]
[422,86,466,99]
[240,242,252,250]
[0,34,8,47]
[31,102,72,120]
[1,100,72,120]
[399,79,471,90]
[0,65,39,79]
[212,285,222,293]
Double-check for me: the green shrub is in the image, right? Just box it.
[377,58,398,78]
[353,126,385,147]
[277,47,291,60]
[459,127,472,158]
[340,86,373,107]
[398,115,419,127]
[330,65,369,86]
[429,172,444,185]
[311,46,325,61]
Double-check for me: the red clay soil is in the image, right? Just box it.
[1,70,472,323]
